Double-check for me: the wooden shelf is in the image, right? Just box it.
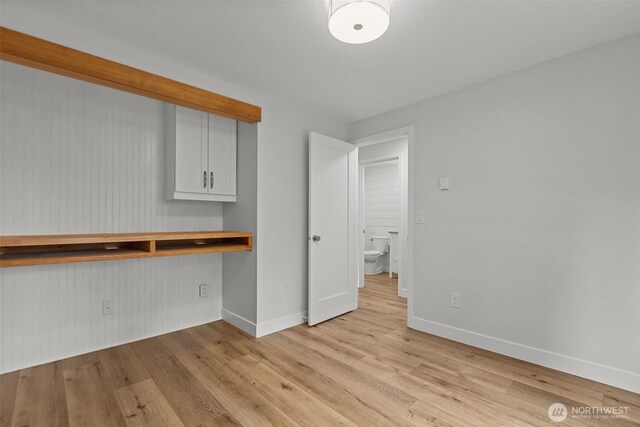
[0,231,252,268]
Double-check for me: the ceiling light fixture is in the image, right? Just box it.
[328,0,390,44]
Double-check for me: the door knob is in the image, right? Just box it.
[312,235,321,242]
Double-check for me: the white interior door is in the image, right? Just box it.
[308,132,358,326]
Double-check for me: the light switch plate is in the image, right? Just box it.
[416,211,425,224]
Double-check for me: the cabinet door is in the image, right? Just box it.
[208,114,237,196]
[175,106,208,194]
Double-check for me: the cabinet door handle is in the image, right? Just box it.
[210,172,214,189]
[203,171,207,188]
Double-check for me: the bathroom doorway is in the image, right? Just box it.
[357,137,409,298]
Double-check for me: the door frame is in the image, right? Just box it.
[351,126,415,327]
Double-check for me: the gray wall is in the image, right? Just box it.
[255,109,347,332]
[349,34,640,391]
[223,123,258,325]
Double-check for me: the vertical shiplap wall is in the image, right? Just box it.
[364,161,400,271]
[0,62,224,374]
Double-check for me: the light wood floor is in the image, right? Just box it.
[1,273,639,426]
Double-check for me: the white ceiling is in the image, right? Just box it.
[5,0,640,122]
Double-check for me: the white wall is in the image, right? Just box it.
[1,5,348,344]
[349,34,640,392]
[0,62,224,373]
[364,162,400,271]
[358,138,409,163]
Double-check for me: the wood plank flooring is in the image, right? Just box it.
[1,273,639,426]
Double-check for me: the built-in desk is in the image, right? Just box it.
[0,231,252,268]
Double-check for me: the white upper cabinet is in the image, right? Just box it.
[166,105,237,202]
[174,106,208,195]
[208,114,237,197]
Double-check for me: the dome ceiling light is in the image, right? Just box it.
[328,0,391,44]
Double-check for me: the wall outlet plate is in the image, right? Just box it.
[102,299,114,315]
[439,177,450,191]
[450,293,461,309]
[199,284,209,298]
[276,286,284,301]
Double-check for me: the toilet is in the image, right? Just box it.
[364,236,389,275]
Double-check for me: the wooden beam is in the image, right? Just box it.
[0,26,261,123]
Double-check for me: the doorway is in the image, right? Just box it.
[358,150,407,297]
[352,126,415,326]
[308,127,414,327]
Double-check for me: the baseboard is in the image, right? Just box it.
[412,316,640,394]
[256,311,307,338]
[221,309,257,337]
[221,310,307,338]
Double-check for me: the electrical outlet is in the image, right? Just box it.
[199,284,209,298]
[450,293,461,309]
[439,177,450,191]
[102,299,114,316]
[276,287,284,301]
